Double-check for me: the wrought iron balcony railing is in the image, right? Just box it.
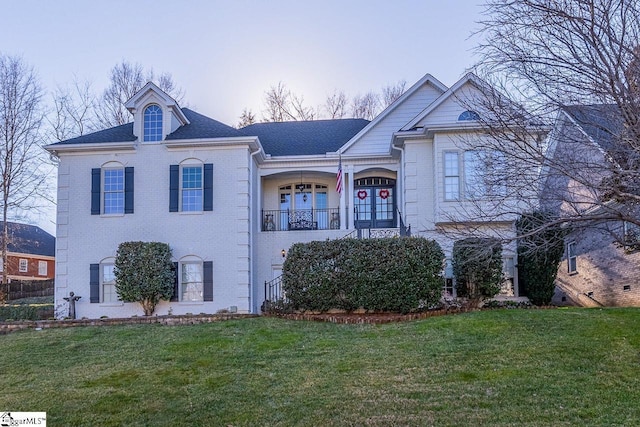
[262,208,341,231]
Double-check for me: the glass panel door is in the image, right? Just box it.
[354,188,372,228]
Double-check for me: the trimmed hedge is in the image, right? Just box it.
[282,237,444,314]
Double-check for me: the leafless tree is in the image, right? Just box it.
[381,80,407,108]
[237,108,256,128]
[350,91,380,120]
[0,55,52,297]
[325,90,348,119]
[50,77,97,141]
[96,61,184,128]
[456,0,640,247]
[262,82,317,122]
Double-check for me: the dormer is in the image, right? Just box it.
[125,81,189,142]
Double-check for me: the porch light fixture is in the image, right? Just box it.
[281,249,286,258]
[296,172,306,193]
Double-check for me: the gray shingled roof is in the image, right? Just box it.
[1,222,55,257]
[166,108,243,139]
[50,122,136,145]
[47,107,369,156]
[240,119,370,156]
[565,104,623,153]
[49,108,242,146]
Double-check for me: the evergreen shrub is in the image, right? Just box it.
[282,237,444,314]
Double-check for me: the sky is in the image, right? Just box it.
[1,0,485,233]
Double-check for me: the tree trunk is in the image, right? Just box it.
[141,299,156,316]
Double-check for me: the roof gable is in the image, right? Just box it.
[401,73,489,131]
[339,74,448,156]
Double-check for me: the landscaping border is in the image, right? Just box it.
[0,313,258,335]
[265,307,472,324]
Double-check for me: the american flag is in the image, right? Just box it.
[336,155,343,194]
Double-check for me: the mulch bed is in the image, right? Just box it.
[265,308,472,324]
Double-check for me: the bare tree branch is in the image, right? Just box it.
[0,55,51,294]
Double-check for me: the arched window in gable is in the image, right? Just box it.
[458,110,480,121]
[143,104,163,142]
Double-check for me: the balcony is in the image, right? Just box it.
[262,208,341,231]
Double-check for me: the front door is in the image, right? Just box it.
[354,178,395,229]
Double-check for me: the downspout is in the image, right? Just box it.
[249,143,263,314]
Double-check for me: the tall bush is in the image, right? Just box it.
[516,211,566,306]
[452,237,503,307]
[282,237,444,313]
[115,242,174,316]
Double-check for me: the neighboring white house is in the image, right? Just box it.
[46,73,526,318]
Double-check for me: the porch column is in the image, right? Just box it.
[347,164,355,230]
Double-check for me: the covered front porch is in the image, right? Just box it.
[258,166,404,233]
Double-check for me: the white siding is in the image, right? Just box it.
[416,83,483,128]
[345,82,443,156]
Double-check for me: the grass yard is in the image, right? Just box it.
[1,308,640,426]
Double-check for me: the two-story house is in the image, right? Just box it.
[46,72,526,318]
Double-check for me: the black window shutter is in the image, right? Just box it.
[170,262,179,301]
[169,165,179,212]
[91,168,101,215]
[124,167,134,214]
[90,263,100,303]
[204,163,213,211]
[203,261,213,301]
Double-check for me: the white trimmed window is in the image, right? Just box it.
[103,167,124,214]
[143,104,163,142]
[38,261,47,276]
[567,242,577,274]
[464,150,506,199]
[181,164,203,212]
[444,152,460,200]
[19,258,28,273]
[181,261,203,302]
[0,257,3,272]
[101,261,119,303]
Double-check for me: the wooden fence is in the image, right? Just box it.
[6,279,54,300]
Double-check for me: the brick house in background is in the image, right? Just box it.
[0,222,55,281]
[544,105,640,306]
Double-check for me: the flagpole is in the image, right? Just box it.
[337,153,346,230]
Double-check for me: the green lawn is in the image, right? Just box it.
[1,308,639,426]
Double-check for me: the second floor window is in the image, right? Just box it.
[169,163,213,213]
[444,152,460,200]
[91,166,134,215]
[143,105,163,142]
[103,168,124,214]
[38,261,48,276]
[182,166,203,212]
